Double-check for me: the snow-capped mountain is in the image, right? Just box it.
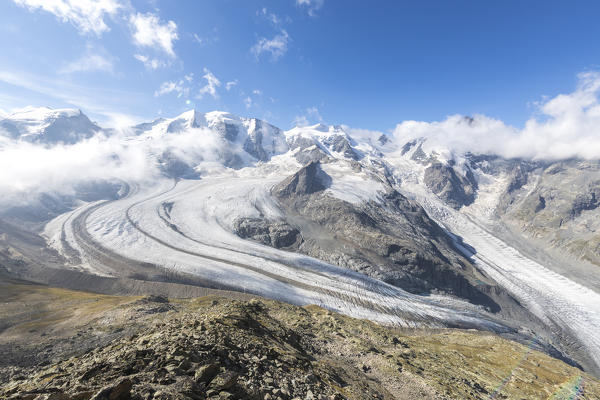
[2,107,600,376]
[0,106,100,144]
[135,110,288,161]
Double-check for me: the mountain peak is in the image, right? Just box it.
[273,161,329,197]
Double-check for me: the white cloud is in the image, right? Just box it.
[197,68,221,99]
[59,48,114,74]
[342,126,384,143]
[12,0,122,35]
[244,96,252,109]
[154,80,189,98]
[133,54,169,70]
[251,30,289,61]
[393,71,600,160]
[252,89,262,95]
[129,12,178,57]
[225,80,238,91]
[0,124,226,207]
[296,0,324,16]
[293,106,322,127]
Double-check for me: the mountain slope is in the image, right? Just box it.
[0,106,100,144]
[234,161,525,318]
[1,282,598,400]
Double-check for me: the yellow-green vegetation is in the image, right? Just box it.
[1,282,599,400]
[0,280,141,338]
[268,303,599,399]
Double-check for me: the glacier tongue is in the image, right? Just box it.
[44,173,511,332]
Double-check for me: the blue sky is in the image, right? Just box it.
[1,0,599,131]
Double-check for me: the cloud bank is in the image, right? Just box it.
[393,72,600,160]
[0,126,224,208]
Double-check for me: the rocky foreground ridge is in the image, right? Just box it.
[1,280,598,400]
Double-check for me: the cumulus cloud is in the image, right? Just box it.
[12,0,121,35]
[251,30,289,61]
[296,0,324,16]
[197,68,221,99]
[244,96,252,109]
[393,71,600,160]
[129,12,178,57]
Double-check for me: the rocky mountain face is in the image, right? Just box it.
[136,110,289,171]
[235,161,523,316]
[285,124,361,164]
[423,162,478,209]
[495,159,600,267]
[2,281,597,400]
[396,137,600,269]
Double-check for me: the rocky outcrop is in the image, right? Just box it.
[424,162,478,209]
[232,218,303,249]
[272,161,329,197]
[2,288,598,400]
[571,182,600,218]
[495,160,541,213]
[497,160,600,266]
[284,128,360,164]
[323,134,360,160]
[260,162,526,315]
